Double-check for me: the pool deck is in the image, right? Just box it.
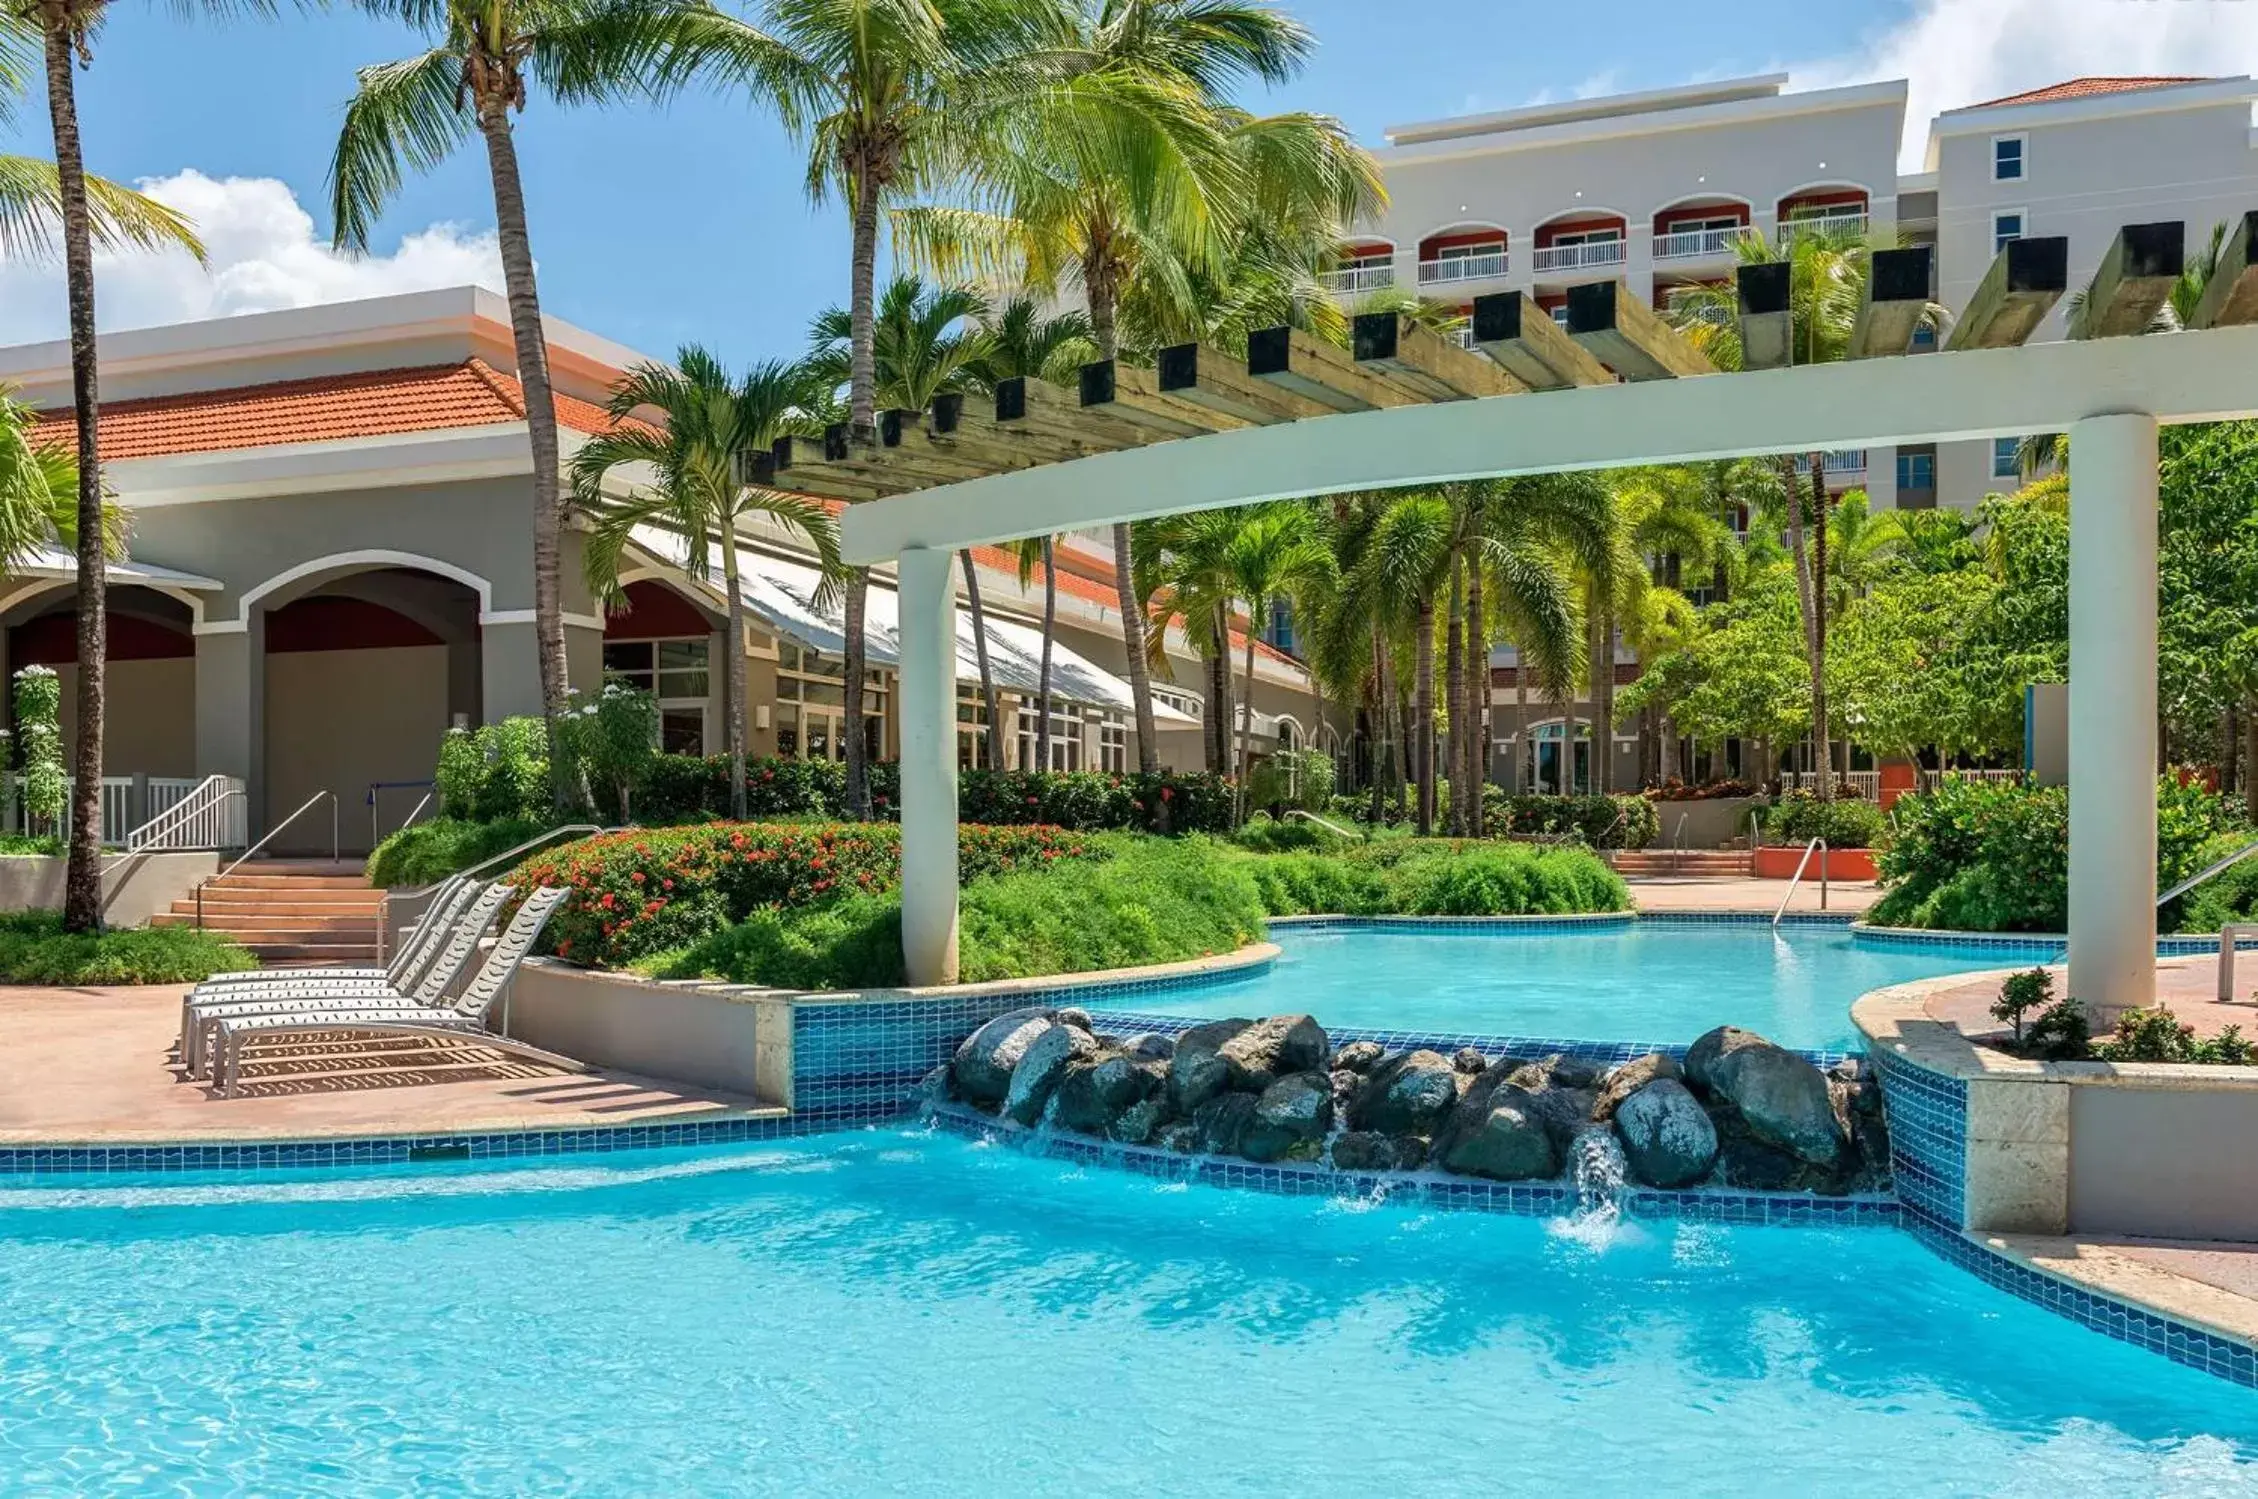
[0,982,779,1145]
[1918,954,2256,1038]
[1626,875,1880,914]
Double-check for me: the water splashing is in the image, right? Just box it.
[1548,1126,1640,1251]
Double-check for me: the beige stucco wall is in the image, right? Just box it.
[51,659,196,779]
[508,961,790,1104]
[265,645,449,853]
[2068,1080,2258,1241]
[0,850,219,925]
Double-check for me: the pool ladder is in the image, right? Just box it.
[1772,838,1828,925]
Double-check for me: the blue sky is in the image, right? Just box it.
[3,0,2253,357]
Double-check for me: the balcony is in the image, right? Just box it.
[1531,239,1626,274]
[1791,449,1870,474]
[1654,226,1745,261]
[1777,210,1869,243]
[1417,249,1508,285]
[1319,261,1396,294]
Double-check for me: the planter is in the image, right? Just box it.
[0,851,219,927]
[1751,845,1877,881]
[1647,795,1764,850]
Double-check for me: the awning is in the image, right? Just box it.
[628,526,1195,723]
[10,544,224,590]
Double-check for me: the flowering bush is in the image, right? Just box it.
[11,666,64,828]
[1645,778,1756,802]
[516,821,1103,968]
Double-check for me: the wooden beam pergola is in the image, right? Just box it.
[1467,291,1613,390]
[2077,222,2185,340]
[1850,245,1934,360]
[1565,280,1716,380]
[2189,210,2258,330]
[1946,235,2070,351]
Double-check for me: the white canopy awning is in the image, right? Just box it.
[11,544,223,590]
[628,527,1195,724]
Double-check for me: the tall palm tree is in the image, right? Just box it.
[570,348,842,819]
[1217,502,1328,816]
[674,0,1032,819]
[14,0,243,930]
[332,0,716,811]
[894,0,1377,775]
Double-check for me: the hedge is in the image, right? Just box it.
[1765,791,1888,849]
[1491,793,1659,850]
[1238,839,1630,918]
[513,821,1104,967]
[0,913,254,985]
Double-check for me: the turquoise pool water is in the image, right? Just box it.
[0,1131,2252,1494]
[1109,923,2044,1051]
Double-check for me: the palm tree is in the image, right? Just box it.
[14,0,243,931]
[332,0,712,811]
[1217,503,1329,817]
[570,348,842,819]
[673,0,1033,820]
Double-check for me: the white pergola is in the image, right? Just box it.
[837,218,2258,1009]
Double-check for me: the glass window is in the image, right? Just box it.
[659,708,705,756]
[1552,226,1622,246]
[1993,437,2021,479]
[1548,305,1570,328]
[1436,240,1501,263]
[1016,701,1083,772]
[603,636,712,755]
[1992,210,2024,257]
[773,637,885,762]
[1896,452,1935,491]
[1097,717,1127,773]
[1993,135,2024,182]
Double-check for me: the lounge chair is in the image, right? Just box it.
[180,883,516,1078]
[192,874,473,995]
[211,886,578,1099]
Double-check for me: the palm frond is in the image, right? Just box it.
[329,47,472,253]
[0,156,207,264]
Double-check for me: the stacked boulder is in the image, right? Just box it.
[934,1009,1892,1196]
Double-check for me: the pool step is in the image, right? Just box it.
[1608,850,1753,877]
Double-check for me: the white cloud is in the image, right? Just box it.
[0,170,506,345]
[1794,0,2258,171]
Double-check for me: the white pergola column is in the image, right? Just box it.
[2068,411,2159,1023]
[896,547,960,985]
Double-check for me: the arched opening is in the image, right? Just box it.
[602,578,724,757]
[1530,210,1627,278]
[1775,184,1870,243]
[5,586,197,813]
[1650,195,1752,263]
[1322,238,1396,295]
[1524,717,1595,796]
[1416,223,1509,288]
[258,565,483,853]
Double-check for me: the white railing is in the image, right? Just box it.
[1792,449,1869,474]
[1780,769,1881,799]
[127,774,248,852]
[1778,211,1869,243]
[4,775,131,845]
[1453,326,1477,350]
[1654,226,1744,261]
[1531,240,1627,273]
[1944,768,2024,784]
[1417,250,1507,284]
[1319,262,1396,294]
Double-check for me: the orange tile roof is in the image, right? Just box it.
[1967,76,2210,110]
[31,359,635,462]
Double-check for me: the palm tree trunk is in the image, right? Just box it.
[1779,457,1824,801]
[1084,267,1158,773]
[1467,548,1488,836]
[475,97,573,810]
[1806,458,1833,802]
[1514,662,1529,796]
[959,551,1003,769]
[1413,596,1436,835]
[838,162,882,821]
[1444,555,1465,835]
[721,531,749,820]
[842,576,870,817]
[1368,630,1390,823]
[1596,605,1617,797]
[43,16,102,932]
[1237,621,1257,822]
[1035,537,1056,770]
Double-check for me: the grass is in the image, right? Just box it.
[0,912,255,985]
[640,832,1625,991]
[0,835,61,857]
[367,816,553,889]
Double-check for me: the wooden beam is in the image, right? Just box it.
[2077,222,2185,339]
[769,431,901,501]
[923,391,1095,470]
[2189,211,2258,330]
[1565,280,1716,380]
[1154,342,1332,423]
[1467,292,1614,390]
[992,373,1161,452]
[1737,261,1794,370]
[1077,360,1236,438]
[1848,245,1932,359]
[1244,325,1424,411]
[1352,312,1526,399]
[873,408,994,485]
[1945,235,2069,351]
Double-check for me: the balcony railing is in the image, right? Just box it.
[1319,261,1396,294]
[1417,249,1508,285]
[1654,226,1746,261]
[1453,326,1477,350]
[1791,449,1869,474]
[1777,210,1869,243]
[1530,239,1626,274]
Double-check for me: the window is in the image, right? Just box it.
[1911,322,1938,350]
[1548,304,1570,328]
[956,685,994,771]
[1993,135,2025,182]
[1016,700,1083,772]
[774,640,886,763]
[1550,226,1622,247]
[1896,452,1935,491]
[602,637,710,755]
[1992,209,2025,257]
[1992,437,2021,479]
[1436,240,1502,264]
[1097,715,1128,773]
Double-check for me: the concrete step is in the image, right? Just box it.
[163,913,380,934]
[1611,852,1752,875]
[206,875,373,892]
[179,894,386,914]
[241,942,383,964]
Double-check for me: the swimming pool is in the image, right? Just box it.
[1106,922,2039,1052]
[0,1128,2250,1495]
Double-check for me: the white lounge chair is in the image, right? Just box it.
[191,873,473,996]
[211,886,578,1099]
[180,883,516,1078]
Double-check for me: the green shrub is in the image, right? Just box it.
[2181,834,2258,933]
[1872,773,2235,932]
[0,834,60,856]
[0,912,254,985]
[1767,791,1887,849]
[436,717,551,823]
[1241,850,1396,915]
[367,816,552,889]
[11,666,64,828]
[1492,793,1658,849]
[1390,844,1631,916]
[656,894,907,990]
[518,821,1106,967]
[1245,749,1334,816]
[1230,814,1357,854]
[957,769,1236,833]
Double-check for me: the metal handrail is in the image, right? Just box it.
[125,773,244,853]
[194,789,340,929]
[1282,808,1367,843]
[1772,837,1828,925]
[2158,835,2258,908]
[367,778,437,850]
[1670,811,1688,871]
[374,822,616,964]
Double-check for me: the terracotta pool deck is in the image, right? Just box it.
[1626,875,1880,914]
[1920,953,2256,1039]
[0,982,778,1145]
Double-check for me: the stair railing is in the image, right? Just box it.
[1772,837,1828,925]
[194,789,340,930]
[125,774,246,853]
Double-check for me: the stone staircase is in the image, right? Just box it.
[149,860,382,966]
[1607,849,1753,878]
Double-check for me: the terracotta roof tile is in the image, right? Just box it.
[31,359,636,462]
[1967,76,2210,110]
